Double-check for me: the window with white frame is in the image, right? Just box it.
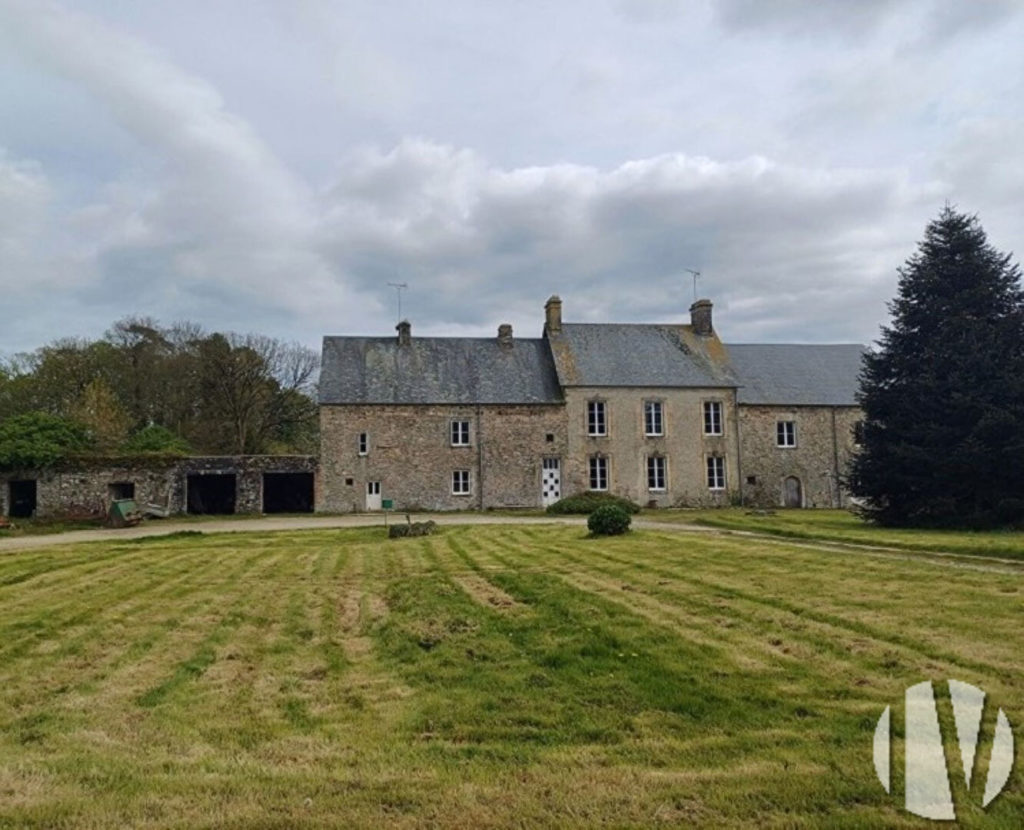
[703,401,723,435]
[588,455,608,490]
[647,455,666,491]
[706,456,725,490]
[358,432,369,455]
[587,400,607,436]
[644,400,664,436]
[776,420,796,448]
[452,470,471,495]
[451,420,470,446]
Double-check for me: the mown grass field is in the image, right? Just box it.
[0,523,1021,828]
[656,508,1024,561]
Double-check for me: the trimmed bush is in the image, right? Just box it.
[587,505,632,536]
[546,492,640,515]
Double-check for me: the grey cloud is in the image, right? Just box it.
[318,140,937,344]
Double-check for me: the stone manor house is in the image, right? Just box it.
[318,296,865,513]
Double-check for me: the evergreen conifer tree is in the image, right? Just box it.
[849,207,1024,527]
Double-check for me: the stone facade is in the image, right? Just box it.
[1,455,317,519]
[317,295,866,513]
[737,406,862,508]
[561,387,740,507]
[319,404,566,512]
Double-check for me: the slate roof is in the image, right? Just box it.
[319,336,562,405]
[725,344,866,406]
[546,323,737,388]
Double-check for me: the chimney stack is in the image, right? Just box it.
[690,299,713,336]
[544,295,562,335]
[396,319,411,346]
[497,323,513,349]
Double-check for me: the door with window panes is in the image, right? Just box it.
[365,481,381,511]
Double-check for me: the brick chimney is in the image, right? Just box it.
[497,323,513,349]
[689,299,713,336]
[396,319,411,345]
[544,295,562,335]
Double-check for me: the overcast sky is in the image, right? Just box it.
[2,0,1022,355]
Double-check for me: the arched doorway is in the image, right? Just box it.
[783,476,803,508]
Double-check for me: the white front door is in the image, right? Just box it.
[541,458,561,506]
[366,481,382,511]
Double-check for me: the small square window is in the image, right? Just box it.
[545,433,555,443]
[588,455,608,491]
[703,401,723,435]
[451,420,470,446]
[646,456,666,491]
[358,432,369,455]
[587,401,607,436]
[452,470,471,495]
[746,475,757,486]
[644,401,664,436]
[706,456,726,490]
[345,478,354,486]
[776,421,796,448]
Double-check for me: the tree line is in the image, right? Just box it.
[0,318,320,468]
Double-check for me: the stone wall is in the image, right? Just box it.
[0,456,317,519]
[319,404,566,512]
[737,405,862,508]
[561,387,741,507]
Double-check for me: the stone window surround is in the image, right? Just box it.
[587,399,608,437]
[776,420,797,448]
[588,454,608,491]
[646,454,667,491]
[643,399,664,437]
[452,469,472,495]
[706,455,726,490]
[450,419,471,447]
[703,400,724,436]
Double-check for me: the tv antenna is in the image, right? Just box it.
[685,269,701,302]
[386,282,409,322]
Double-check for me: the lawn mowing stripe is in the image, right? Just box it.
[566,533,1016,680]
[0,544,226,664]
[480,529,1019,698]
[129,548,294,707]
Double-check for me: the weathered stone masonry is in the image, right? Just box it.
[1,455,317,519]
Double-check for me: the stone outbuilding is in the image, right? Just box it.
[1,455,317,520]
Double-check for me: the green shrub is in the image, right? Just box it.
[587,505,632,536]
[546,492,640,515]
[0,412,91,469]
[123,425,190,455]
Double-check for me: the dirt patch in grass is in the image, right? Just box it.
[451,572,527,613]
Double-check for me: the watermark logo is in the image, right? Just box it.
[874,679,1014,820]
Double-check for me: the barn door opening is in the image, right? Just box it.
[783,476,803,508]
[8,480,37,518]
[366,481,382,511]
[187,474,236,515]
[263,472,314,513]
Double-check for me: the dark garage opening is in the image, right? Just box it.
[263,472,314,513]
[8,480,37,518]
[187,474,236,515]
[108,482,136,501]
